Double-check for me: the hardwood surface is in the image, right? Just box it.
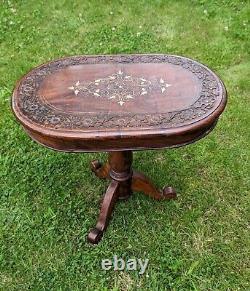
[12,54,227,152]
[11,54,227,244]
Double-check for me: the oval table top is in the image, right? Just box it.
[12,54,227,152]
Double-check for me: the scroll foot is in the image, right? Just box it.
[90,160,110,179]
[87,228,103,244]
[162,186,177,200]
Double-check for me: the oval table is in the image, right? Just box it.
[12,54,227,244]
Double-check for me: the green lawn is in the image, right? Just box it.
[0,0,249,290]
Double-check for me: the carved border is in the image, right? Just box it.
[17,55,221,130]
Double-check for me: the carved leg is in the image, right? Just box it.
[87,180,119,244]
[88,151,133,244]
[132,171,177,200]
[90,160,110,179]
[88,151,176,244]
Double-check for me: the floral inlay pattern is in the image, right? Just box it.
[17,55,224,130]
[68,70,171,106]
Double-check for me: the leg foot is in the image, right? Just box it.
[90,160,110,179]
[162,186,177,199]
[132,171,177,200]
[87,180,119,244]
[87,228,103,244]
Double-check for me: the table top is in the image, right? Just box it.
[12,54,227,152]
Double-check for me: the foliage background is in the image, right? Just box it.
[0,0,249,290]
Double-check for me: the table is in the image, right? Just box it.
[12,54,227,244]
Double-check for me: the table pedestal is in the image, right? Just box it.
[87,151,177,244]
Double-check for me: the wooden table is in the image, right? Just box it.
[12,54,227,244]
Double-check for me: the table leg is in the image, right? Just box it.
[88,151,133,244]
[90,152,176,200]
[88,151,176,243]
[87,180,119,244]
[132,171,177,200]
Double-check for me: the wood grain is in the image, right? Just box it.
[12,54,227,152]
[11,54,227,244]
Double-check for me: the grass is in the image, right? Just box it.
[0,0,249,290]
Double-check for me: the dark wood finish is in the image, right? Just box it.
[88,151,132,243]
[88,151,176,244]
[91,159,177,200]
[90,160,110,179]
[132,171,176,200]
[108,151,133,200]
[11,54,227,244]
[12,54,227,152]
[87,180,119,244]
